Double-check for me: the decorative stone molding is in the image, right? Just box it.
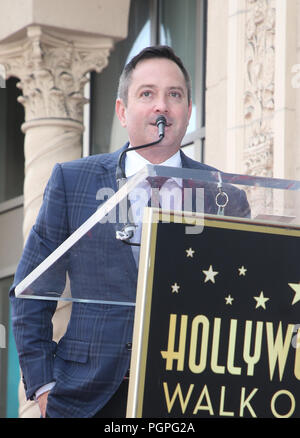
[244,0,276,178]
[243,0,276,218]
[244,124,274,177]
[0,25,113,123]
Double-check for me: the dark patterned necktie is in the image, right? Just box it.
[147,176,168,207]
[147,176,168,189]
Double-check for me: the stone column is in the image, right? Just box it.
[242,0,276,218]
[0,25,114,418]
[1,25,113,238]
[272,0,298,220]
[206,0,299,220]
[243,0,298,219]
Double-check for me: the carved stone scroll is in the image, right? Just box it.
[243,0,276,216]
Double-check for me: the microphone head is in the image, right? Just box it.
[156,115,167,138]
[155,115,167,127]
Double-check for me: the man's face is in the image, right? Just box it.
[116,58,192,157]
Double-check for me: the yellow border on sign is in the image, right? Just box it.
[202,215,300,237]
[126,207,158,418]
[126,208,210,417]
[126,210,300,418]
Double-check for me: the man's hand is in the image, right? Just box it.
[37,391,50,418]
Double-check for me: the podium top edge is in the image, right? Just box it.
[143,164,300,190]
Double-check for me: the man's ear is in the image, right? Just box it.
[187,100,192,125]
[115,98,127,127]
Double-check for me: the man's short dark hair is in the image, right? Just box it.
[117,45,191,106]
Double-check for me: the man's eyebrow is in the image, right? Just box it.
[135,84,157,92]
[135,84,186,94]
[169,86,186,94]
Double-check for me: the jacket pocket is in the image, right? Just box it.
[55,338,89,364]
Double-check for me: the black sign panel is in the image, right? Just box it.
[130,214,300,418]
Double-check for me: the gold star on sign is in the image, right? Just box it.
[288,283,300,305]
[202,265,218,284]
[186,248,195,258]
[254,291,269,309]
[238,266,247,276]
[225,294,234,305]
[171,283,180,294]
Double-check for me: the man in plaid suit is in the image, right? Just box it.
[10,46,250,418]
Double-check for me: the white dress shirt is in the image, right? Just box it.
[125,148,182,264]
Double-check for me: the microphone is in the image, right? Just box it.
[156,115,167,138]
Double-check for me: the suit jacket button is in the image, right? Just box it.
[126,342,132,350]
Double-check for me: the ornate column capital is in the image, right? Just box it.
[0,25,113,124]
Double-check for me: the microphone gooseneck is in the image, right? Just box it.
[115,115,167,245]
[116,115,167,183]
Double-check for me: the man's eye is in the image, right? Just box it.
[170,91,181,98]
[141,91,152,97]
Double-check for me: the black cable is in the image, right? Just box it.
[115,116,167,246]
[116,115,166,184]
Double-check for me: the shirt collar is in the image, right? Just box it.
[125,147,182,178]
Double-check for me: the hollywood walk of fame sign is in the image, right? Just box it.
[127,209,300,419]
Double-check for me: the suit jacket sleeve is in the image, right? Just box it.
[224,185,251,218]
[9,163,69,400]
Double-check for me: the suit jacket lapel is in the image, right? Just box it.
[180,150,219,214]
[96,144,138,277]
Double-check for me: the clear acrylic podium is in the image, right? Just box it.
[15,164,300,304]
[14,164,300,418]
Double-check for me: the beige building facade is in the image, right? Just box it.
[0,0,299,417]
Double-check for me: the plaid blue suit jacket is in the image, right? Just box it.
[10,144,250,417]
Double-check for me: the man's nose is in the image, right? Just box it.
[154,95,169,113]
